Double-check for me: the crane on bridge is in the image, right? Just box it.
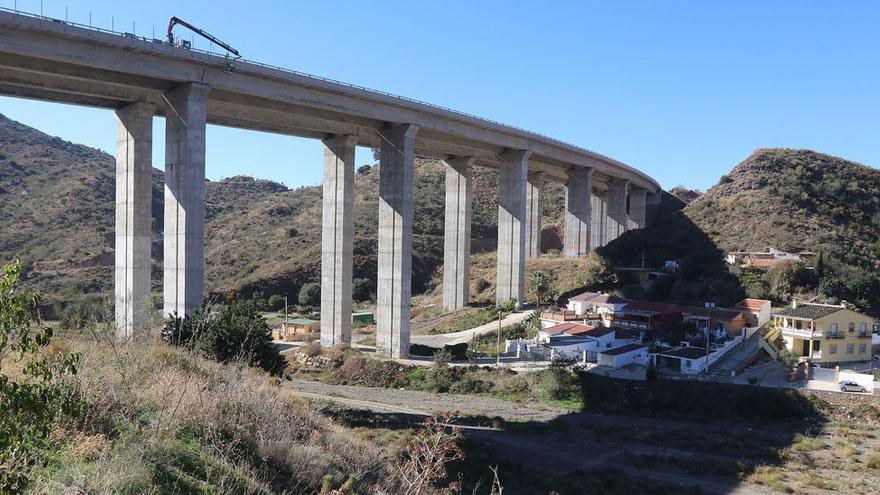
[166,16,240,59]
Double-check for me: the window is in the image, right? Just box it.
[795,321,802,330]
[830,323,838,337]
[859,344,867,354]
[848,322,855,333]
[860,323,867,336]
[847,344,854,354]
[684,360,691,369]
[829,344,837,354]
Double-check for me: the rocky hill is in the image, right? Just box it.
[687,148,880,274]
[604,148,880,314]
[0,113,567,313]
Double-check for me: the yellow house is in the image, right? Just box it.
[773,302,874,365]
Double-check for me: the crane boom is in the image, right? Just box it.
[167,16,240,58]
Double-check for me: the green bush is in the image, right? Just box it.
[0,259,80,492]
[537,357,580,401]
[450,372,493,394]
[427,350,455,393]
[298,283,321,307]
[162,300,287,376]
[266,294,286,311]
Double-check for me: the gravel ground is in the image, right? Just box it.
[283,377,567,422]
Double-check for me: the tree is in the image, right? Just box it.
[528,271,558,307]
[352,278,374,302]
[580,252,617,287]
[267,294,286,311]
[163,300,287,375]
[0,259,79,492]
[778,348,800,369]
[298,282,321,307]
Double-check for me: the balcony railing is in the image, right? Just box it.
[780,327,816,339]
[825,333,844,340]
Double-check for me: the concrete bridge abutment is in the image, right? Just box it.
[496,150,531,308]
[524,172,543,259]
[442,156,474,312]
[563,168,593,258]
[114,101,155,340]
[376,124,419,358]
[320,135,358,346]
[163,82,211,318]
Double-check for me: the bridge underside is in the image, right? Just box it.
[0,11,659,355]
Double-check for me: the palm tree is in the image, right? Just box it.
[528,271,557,309]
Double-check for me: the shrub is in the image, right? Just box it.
[474,278,491,293]
[298,282,321,307]
[352,278,374,302]
[867,453,880,470]
[162,300,287,376]
[537,357,580,401]
[0,259,80,492]
[427,351,456,393]
[267,294,286,311]
[450,372,493,394]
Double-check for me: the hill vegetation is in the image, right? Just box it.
[0,113,568,314]
[604,148,880,315]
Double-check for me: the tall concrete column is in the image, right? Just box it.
[376,124,419,358]
[524,172,543,259]
[563,167,593,258]
[605,177,629,243]
[320,135,358,346]
[590,190,607,249]
[628,186,648,230]
[442,156,474,311]
[163,82,210,317]
[114,101,155,340]
[496,150,531,307]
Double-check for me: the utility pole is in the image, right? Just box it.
[496,305,503,366]
[283,296,288,340]
[705,305,713,375]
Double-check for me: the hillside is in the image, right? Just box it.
[687,148,880,273]
[0,113,567,313]
[604,148,880,314]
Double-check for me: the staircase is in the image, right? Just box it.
[759,327,783,360]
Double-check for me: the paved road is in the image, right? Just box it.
[410,311,531,348]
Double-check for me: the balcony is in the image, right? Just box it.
[780,327,816,339]
[825,332,844,340]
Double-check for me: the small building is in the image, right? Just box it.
[654,345,714,374]
[597,343,648,368]
[352,311,374,325]
[773,301,874,365]
[726,247,814,269]
[681,306,747,338]
[567,291,630,317]
[614,300,683,335]
[278,318,320,340]
[735,298,772,327]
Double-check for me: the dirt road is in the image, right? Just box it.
[283,379,774,495]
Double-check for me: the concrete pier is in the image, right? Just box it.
[563,168,593,258]
[590,190,607,250]
[320,135,358,346]
[605,178,629,243]
[628,186,648,230]
[163,82,211,317]
[524,172,543,259]
[114,101,155,339]
[496,150,531,307]
[376,124,419,358]
[442,157,474,311]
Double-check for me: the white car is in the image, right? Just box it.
[839,381,867,393]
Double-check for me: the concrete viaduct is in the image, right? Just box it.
[0,10,660,358]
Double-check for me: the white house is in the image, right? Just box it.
[567,291,630,317]
[597,344,648,368]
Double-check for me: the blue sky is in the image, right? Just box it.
[1,0,878,191]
